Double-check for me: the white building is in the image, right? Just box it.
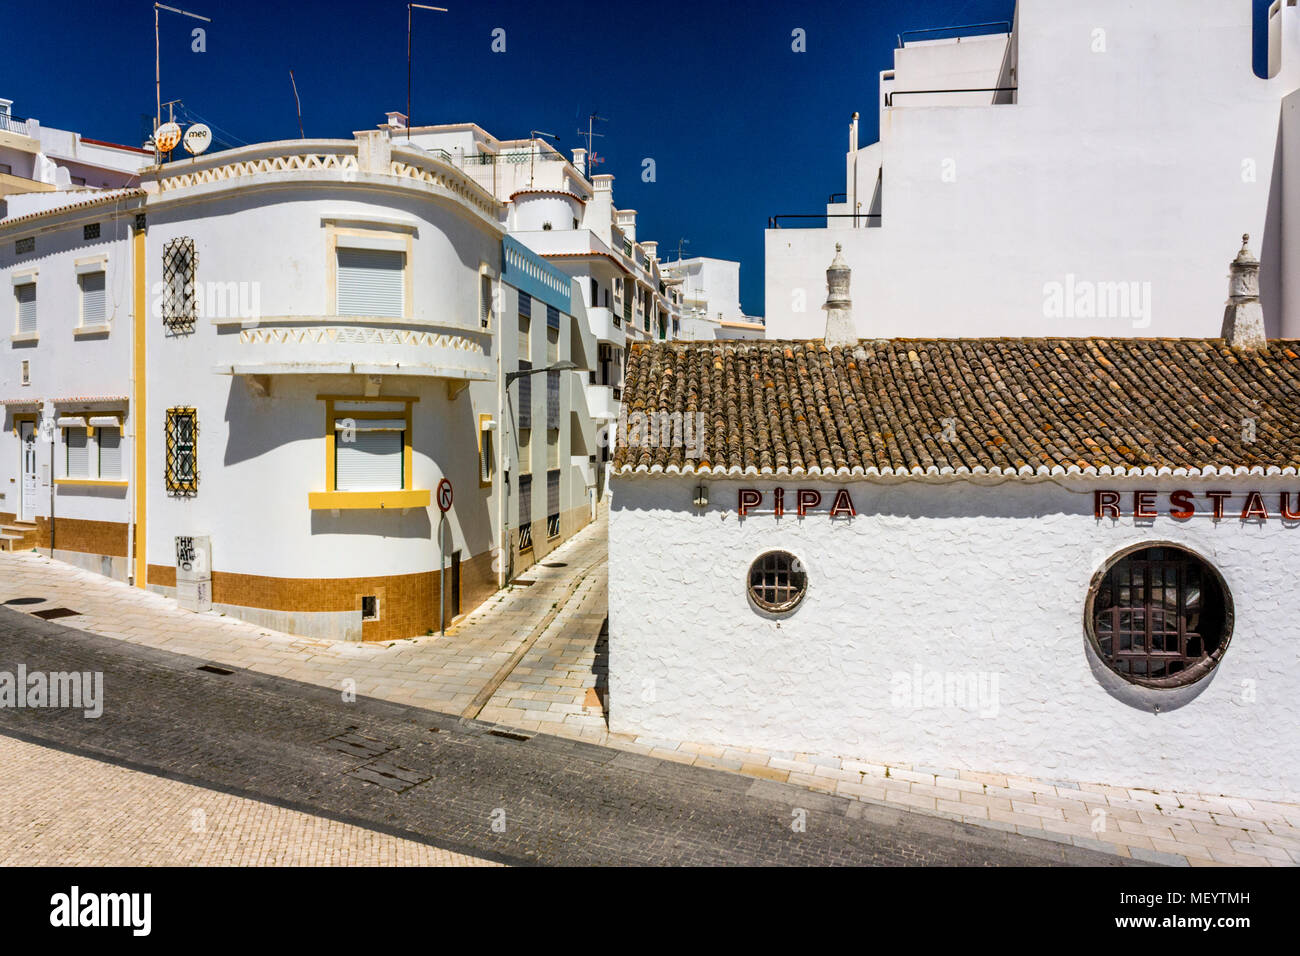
[662,255,766,340]
[765,0,1300,340]
[610,243,1300,802]
[1,125,596,642]
[0,97,149,197]
[383,119,745,491]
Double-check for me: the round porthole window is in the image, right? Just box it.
[1085,544,1233,688]
[747,550,807,613]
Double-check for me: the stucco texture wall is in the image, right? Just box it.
[609,475,1300,800]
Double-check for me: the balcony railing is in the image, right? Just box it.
[767,213,882,228]
[897,20,1011,47]
[0,114,33,137]
[884,87,1017,107]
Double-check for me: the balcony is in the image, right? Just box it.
[587,307,626,345]
[211,316,495,382]
[585,383,620,423]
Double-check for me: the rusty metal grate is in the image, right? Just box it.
[32,607,80,620]
[197,664,234,675]
[487,729,531,742]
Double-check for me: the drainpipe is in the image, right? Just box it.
[47,412,55,555]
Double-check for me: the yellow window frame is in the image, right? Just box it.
[310,394,428,510]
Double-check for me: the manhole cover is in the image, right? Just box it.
[542,562,567,568]
[324,731,392,760]
[346,761,429,792]
[32,607,80,620]
[4,597,47,606]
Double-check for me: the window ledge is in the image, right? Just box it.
[308,489,430,510]
[74,323,111,337]
[11,331,38,344]
[54,478,128,487]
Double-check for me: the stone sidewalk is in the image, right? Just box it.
[0,734,498,866]
[1,514,1297,867]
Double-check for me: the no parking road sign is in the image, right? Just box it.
[436,478,453,513]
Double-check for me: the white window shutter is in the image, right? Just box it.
[97,426,122,479]
[81,272,106,326]
[16,283,36,333]
[335,429,403,490]
[66,427,89,477]
[337,248,404,317]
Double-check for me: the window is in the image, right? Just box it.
[83,223,100,241]
[21,360,29,386]
[15,237,34,255]
[165,407,198,496]
[59,420,121,480]
[748,551,807,613]
[518,473,533,552]
[546,325,560,430]
[97,425,122,478]
[361,595,379,621]
[478,415,494,485]
[14,282,36,334]
[517,303,533,429]
[1087,544,1233,688]
[480,273,493,328]
[79,272,106,327]
[546,469,560,539]
[332,400,406,491]
[517,428,531,475]
[162,237,197,332]
[336,247,404,317]
[65,427,90,477]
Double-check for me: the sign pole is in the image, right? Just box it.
[435,477,453,636]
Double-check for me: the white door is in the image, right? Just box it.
[19,421,38,521]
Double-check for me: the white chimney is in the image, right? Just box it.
[849,112,859,153]
[572,147,587,176]
[823,244,856,346]
[1222,234,1266,350]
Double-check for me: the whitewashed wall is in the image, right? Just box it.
[142,188,502,580]
[609,475,1300,800]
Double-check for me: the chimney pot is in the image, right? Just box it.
[1222,233,1266,349]
[823,243,856,346]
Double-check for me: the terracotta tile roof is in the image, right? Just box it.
[0,188,145,230]
[612,338,1300,478]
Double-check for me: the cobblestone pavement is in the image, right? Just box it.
[0,734,497,866]
[0,607,1129,866]
[2,513,1297,866]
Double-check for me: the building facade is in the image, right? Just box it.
[610,244,1300,801]
[765,0,1300,340]
[1,126,595,641]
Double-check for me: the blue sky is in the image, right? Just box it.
[2,0,1275,314]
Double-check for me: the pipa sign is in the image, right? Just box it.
[436,478,454,513]
[182,123,212,155]
[154,122,182,153]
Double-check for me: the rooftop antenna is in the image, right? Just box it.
[577,110,607,172]
[154,4,211,164]
[675,237,690,261]
[289,70,304,138]
[407,4,449,142]
[529,130,559,186]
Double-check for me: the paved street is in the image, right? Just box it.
[0,734,497,866]
[0,602,1131,866]
[1,512,1298,865]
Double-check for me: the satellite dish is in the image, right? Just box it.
[155,122,182,153]
[182,123,212,155]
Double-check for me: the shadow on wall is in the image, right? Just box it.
[221,377,319,466]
